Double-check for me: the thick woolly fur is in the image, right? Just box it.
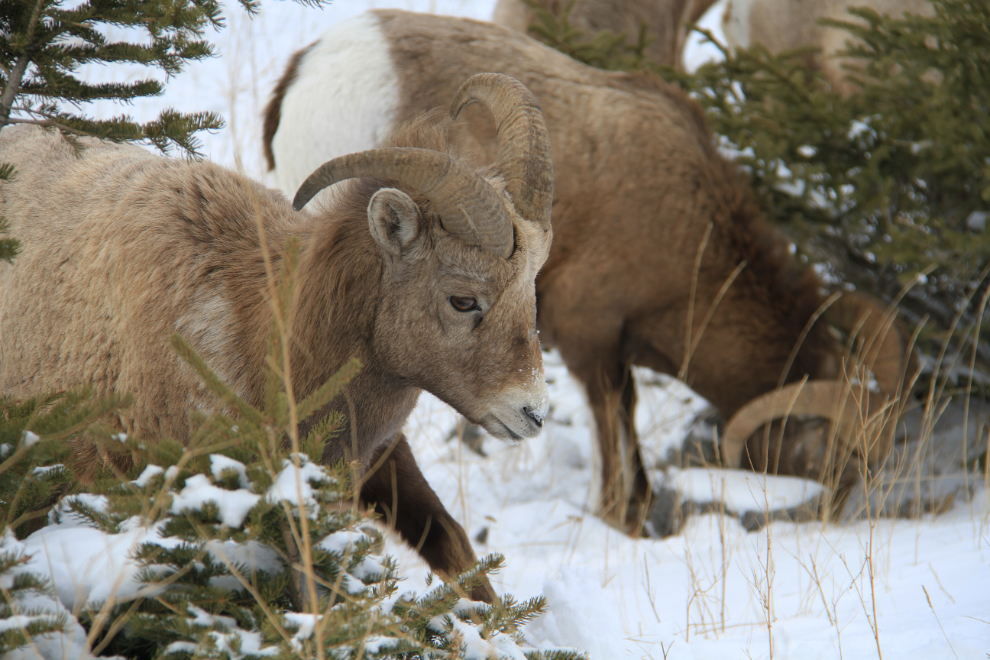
[0,121,549,469]
[264,10,917,530]
[721,0,935,96]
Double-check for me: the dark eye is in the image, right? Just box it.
[450,296,479,312]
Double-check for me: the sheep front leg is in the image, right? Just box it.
[586,368,652,536]
[360,433,497,603]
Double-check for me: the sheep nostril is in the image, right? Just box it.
[524,407,544,428]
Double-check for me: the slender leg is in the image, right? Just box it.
[583,363,652,535]
[618,373,652,535]
[360,433,497,603]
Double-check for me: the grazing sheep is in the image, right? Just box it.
[262,11,917,533]
[721,0,935,96]
[492,0,720,68]
[0,73,554,601]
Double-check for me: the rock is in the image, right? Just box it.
[646,467,829,537]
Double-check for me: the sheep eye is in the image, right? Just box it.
[450,296,479,312]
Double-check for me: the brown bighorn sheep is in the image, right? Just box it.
[262,10,917,533]
[0,73,554,602]
[492,0,720,68]
[721,0,934,96]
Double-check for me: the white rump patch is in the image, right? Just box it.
[271,12,400,204]
[721,0,753,50]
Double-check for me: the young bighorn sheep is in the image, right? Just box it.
[721,0,934,96]
[492,0,720,68]
[262,10,917,533]
[0,73,554,602]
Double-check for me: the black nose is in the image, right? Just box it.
[524,407,544,428]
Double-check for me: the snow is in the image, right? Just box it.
[363,636,400,654]
[179,607,279,659]
[210,453,251,488]
[318,530,370,554]
[204,539,280,574]
[1,591,105,660]
[30,464,63,477]
[10,1,989,658]
[284,612,321,650]
[16,520,167,610]
[266,453,331,516]
[665,468,828,511]
[132,464,165,487]
[49,493,109,527]
[21,431,40,447]
[393,353,990,660]
[525,568,627,660]
[169,473,261,528]
[207,630,278,659]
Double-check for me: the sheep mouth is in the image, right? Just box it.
[480,414,537,442]
[497,420,524,441]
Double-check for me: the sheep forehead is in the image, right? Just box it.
[433,241,512,287]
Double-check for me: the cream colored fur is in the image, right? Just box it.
[722,0,935,96]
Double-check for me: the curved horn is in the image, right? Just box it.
[828,291,916,395]
[722,379,851,468]
[451,73,554,233]
[722,376,902,468]
[293,148,513,258]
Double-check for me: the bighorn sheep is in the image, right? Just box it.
[492,0,720,68]
[721,0,934,96]
[262,10,917,533]
[0,73,554,601]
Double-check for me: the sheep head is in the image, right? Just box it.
[294,73,553,441]
[722,292,919,475]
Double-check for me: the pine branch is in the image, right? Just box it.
[0,0,316,157]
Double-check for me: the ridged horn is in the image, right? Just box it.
[828,291,914,395]
[292,148,513,258]
[722,379,850,468]
[722,377,900,468]
[451,73,554,233]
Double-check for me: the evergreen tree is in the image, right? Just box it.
[1,0,223,155]
[0,387,132,656]
[0,0,330,155]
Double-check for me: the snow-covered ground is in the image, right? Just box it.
[11,1,990,658]
[402,353,990,660]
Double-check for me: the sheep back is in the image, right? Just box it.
[0,125,293,441]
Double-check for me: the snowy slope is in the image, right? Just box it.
[11,1,990,659]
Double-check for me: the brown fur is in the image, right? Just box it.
[492,0,721,68]
[721,0,935,96]
[263,10,914,533]
[0,117,551,602]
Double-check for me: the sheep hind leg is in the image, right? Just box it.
[619,373,652,536]
[360,433,497,603]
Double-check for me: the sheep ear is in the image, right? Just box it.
[368,188,422,256]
